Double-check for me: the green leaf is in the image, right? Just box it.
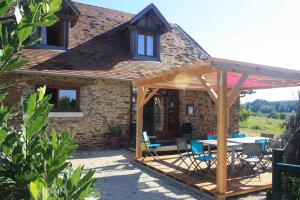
[0,0,14,17]
[17,25,33,44]
[51,129,57,149]
[23,93,37,117]
[0,127,7,144]
[70,166,82,187]
[37,86,46,102]
[1,59,28,73]
[38,15,59,27]
[49,0,62,13]
[29,179,49,200]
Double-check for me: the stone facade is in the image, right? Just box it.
[1,74,131,149]
[179,90,239,139]
[2,74,240,149]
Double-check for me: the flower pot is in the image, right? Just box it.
[108,136,121,149]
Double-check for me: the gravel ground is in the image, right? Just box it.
[70,149,267,200]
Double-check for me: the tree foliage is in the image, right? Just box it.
[239,106,251,122]
[244,99,297,114]
[0,1,99,199]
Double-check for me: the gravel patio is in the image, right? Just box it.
[70,149,267,200]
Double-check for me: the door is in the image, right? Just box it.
[154,90,179,141]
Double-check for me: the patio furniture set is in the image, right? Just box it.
[142,131,274,178]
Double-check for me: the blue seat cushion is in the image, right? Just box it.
[148,144,161,148]
[197,155,216,161]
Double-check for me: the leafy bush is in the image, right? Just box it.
[0,1,99,199]
[0,87,100,199]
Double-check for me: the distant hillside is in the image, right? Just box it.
[243,99,298,114]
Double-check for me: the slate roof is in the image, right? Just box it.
[16,2,210,81]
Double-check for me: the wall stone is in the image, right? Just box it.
[179,90,239,139]
[2,73,240,148]
[1,74,131,149]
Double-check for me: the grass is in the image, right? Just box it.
[240,115,286,138]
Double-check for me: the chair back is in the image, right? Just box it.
[208,135,217,140]
[176,138,188,151]
[260,133,274,139]
[255,139,268,151]
[142,131,149,144]
[233,133,246,138]
[190,140,204,154]
[242,143,262,157]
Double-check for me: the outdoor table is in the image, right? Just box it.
[197,136,270,173]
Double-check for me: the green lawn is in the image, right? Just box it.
[239,115,286,138]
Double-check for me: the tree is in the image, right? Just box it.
[0,1,99,199]
[239,106,251,122]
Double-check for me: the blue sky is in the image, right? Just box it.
[76,0,300,103]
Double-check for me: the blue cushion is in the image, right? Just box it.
[197,155,216,161]
[233,133,246,138]
[148,144,161,148]
[208,135,217,140]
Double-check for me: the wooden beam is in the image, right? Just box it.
[149,84,205,91]
[132,62,215,87]
[135,86,145,159]
[216,70,228,195]
[142,88,159,106]
[228,73,248,108]
[198,75,217,104]
[213,57,300,81]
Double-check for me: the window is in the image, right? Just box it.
[44,87,79,112]
[38,20,69,48]
[137,32,156,57]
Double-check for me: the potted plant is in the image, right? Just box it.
[107,125,122,149]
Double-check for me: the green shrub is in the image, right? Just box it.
[0,87,100,199]
[0,1,99,199]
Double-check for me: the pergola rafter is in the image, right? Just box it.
[132,57,300,197]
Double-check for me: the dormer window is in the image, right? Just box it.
[137,32,156,57]
[39,20,70,49]
[129,4,172,61]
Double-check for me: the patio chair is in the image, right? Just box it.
[190,140,216,175]
[258,139,274,168]
[175,138,194,170]
[207,135,231,165]
[238,143,263,179]
[141,131,161,162]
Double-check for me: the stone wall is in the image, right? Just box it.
[1,74,131,149]
[179,90,239,139]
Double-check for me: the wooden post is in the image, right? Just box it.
[216,70,228,195]
[135,86,144,159]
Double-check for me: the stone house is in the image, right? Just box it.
[3,1,239,149]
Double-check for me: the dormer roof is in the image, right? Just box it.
[130,3,171,33]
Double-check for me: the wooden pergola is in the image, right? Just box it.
[132,57,300,197]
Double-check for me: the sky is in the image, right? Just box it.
[76,0,300,103]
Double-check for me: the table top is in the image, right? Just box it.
[197,136,270,146]
[197,140,241,147]
[227,136,270,144]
